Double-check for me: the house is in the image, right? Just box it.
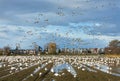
[47,42,56,54]
[90,48,98,54]
[27,49,36,55]
[98,48,105,54]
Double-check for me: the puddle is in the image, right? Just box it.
[22,63,47,81]
[93,63,120,77]
[0,63,2,67]
[42,78,55,81]
[52,63,77,76]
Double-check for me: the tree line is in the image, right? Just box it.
[0,40,120,55]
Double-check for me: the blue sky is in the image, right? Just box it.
[0,0,120,49]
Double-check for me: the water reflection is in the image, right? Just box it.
[51,61,120,77]
[52,63,77,77]
[91,63,120,77]
[0,63,2,68]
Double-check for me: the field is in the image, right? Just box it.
[0,55,120,81]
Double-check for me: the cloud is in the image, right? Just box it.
[0,0,120,49]
[0,23,119,49]
[0,0,120,25]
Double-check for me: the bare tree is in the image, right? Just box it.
[4,46,11,55]
[105,40,120,54]
[109,40,120,47]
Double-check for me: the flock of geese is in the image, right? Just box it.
[12,0,118,48]
[0,55,120,80]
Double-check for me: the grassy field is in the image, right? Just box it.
[0,55,120,81]
[1,64,119,81]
